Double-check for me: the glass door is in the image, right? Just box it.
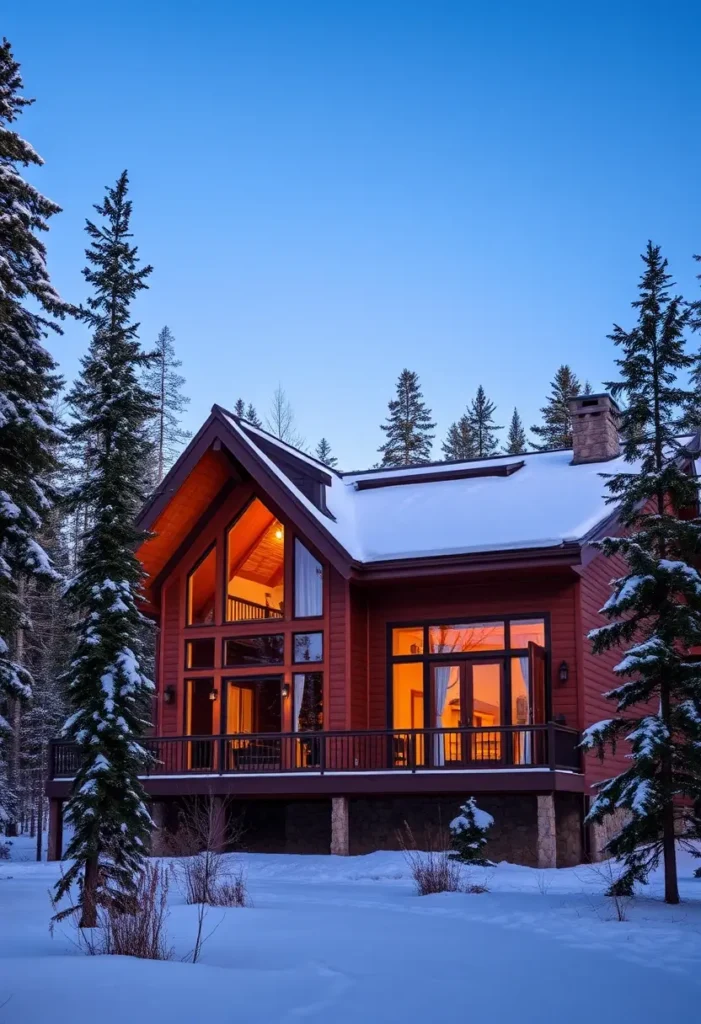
[467,661,504,762]
[185,677,216,770]
[223,676,283,771]
[431,663,464,765]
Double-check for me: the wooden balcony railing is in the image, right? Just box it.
[50,724,582,779]
[226,595,283,622]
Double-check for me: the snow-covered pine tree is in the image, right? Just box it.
[449,797,494,864]
[378,369,435,467]
[0,38,65,830]
[504,407,527,455]
[581,242,701,905]
[54,171,156,926]
[441,414,476,461]
[530,365,582,450]
[143,326,190,484]
[315,438,337,467]
[467,385,501,457]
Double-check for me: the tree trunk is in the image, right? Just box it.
[80,855,99,928]
[659,675,679,904]
[36,788,44,863]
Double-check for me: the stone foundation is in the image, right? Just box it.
[145,792,584,866]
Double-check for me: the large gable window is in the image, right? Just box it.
[294,539,323,618]
[226,499,285,622]
[187,545,217,625]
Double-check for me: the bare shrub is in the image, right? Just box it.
[398,822,462,896]
[464,881,490,894]
[581,819,631,922]
[0,840,11,860]
[209,867,249,908]
[78,861,174,960]
[165,796,248,962]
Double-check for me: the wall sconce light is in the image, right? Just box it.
[558,661,569,685]
[163,685,176,705]
[555,713,567,725]
[281,682,290,699]
[209,687,219,702]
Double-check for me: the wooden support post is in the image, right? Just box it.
[330,796,349,856]
[47,799,63,862]
[537,794,557,869]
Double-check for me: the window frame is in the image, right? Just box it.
[386,613,551,731]
[223,497,286,624]
[292,537,325,621]
[292,670,324,732]
[184,637,216,670]
[292,631,324,665]
[223,633,286,669]
[185,542,218,628]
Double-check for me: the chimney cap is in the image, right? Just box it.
[567,392,620,412]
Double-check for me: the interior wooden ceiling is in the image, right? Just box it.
[229,499,284,587]
[138,449,232,590]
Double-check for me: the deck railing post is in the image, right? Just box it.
[48,739,56,780]
[218,735,226,774]
[547,722,557,772]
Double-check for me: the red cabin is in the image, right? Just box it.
[48,393,680,866]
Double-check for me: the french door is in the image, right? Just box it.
[430,661,504,765]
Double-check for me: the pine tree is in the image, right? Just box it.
[449,797,494,864]
[680,254,701,431]
[467,385,502,457]
[581,242,701,905]
[143,326,190,484]
[0,39,65,829]
[233,398,262,427]
[441,415,476,461]
[378,369,435,467]
[530,365,582,450]
[54,172,156,926]
[504,407,527,455]
[315,438,337,468]
[246,403,262,427]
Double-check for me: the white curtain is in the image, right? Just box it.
[433,667,452,766]
[295,540,323,617]
[293,674,305,732]
[517,656,532,765]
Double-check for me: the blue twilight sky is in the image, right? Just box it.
[6,1,701,469]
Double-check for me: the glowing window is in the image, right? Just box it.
[187,546,217,625]
[226,499,284,622]
[509,619,546,649]
[392,627,424,656]
[428,622,504,654]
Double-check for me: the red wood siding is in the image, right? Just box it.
[362,573,579,729]
[328,568,350,730]
[579,549,631,787]
[350,585,369,729]
[161,578,181,736]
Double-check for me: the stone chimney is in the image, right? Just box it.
[567,393,620,464]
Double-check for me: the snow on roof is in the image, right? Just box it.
[223,414,628,563]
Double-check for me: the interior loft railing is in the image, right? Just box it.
[50,724,582,779]
[226,595,284,622]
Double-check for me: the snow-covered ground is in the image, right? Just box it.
[1,837,700,1023]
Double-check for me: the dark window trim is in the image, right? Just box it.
[224,496,286,624]
[185,542,217,628]
[385,613,551,730]
[221,673,285,736]
[291,535,325,621]
[291,630,324,665]
[184,636,216,670]
[223,633,286,669]
[291,669,324,732]
[183,675,216,734]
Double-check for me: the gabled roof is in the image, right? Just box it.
[137,404,700,588]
